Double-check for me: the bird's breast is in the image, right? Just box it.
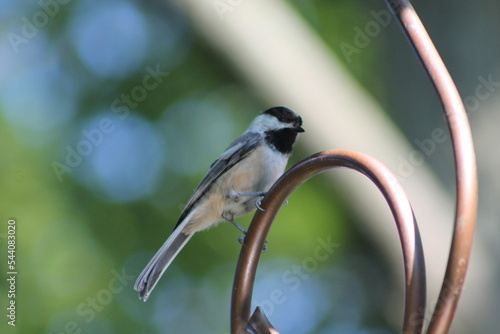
[183,145,289,232]
[232,145,288,193]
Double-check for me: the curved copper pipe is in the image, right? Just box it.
[385,1,478,332]
[231,150,426,334]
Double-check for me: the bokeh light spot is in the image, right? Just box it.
[73,112,166,203]
[69,0,149,78]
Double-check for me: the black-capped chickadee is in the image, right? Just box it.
[134,106,304,301]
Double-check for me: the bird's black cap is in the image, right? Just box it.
[262,106,304,131]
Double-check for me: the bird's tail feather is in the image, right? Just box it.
[134,227,194,301]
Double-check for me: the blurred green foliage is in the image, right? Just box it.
[4,0,499,333]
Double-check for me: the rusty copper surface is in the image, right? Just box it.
[386,1,478,333]
[231,150,426,333]
[245,307,279,334]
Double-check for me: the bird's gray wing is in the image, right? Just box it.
[174,131,262,229]
[135,132,261,300]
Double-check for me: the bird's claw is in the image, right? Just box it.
[255,196,288,211]
[256,196,266,212]
[238,235,268,253]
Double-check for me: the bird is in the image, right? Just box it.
[134,106,304,301]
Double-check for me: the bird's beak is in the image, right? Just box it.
[294,126,305,133]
